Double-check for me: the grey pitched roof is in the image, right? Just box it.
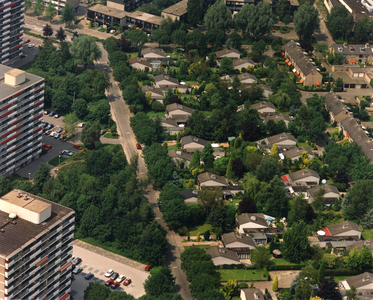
[241,289,266,300]
[197,172,229,186]
[261,113,290,123]
[346,239,373,251]
[237,73,257,82]
[283,40,319,76]
[243,228,284,234]
[154,74,179,85]
[180,189,199,200]
[180,135,210,147]
[215,48,240,58]
[128,57,151,67]
[282,147,313,158]
[345,272,373,289]
[250,101,275,111]
[141,85,164,96]
[142,48,166,57]
[166,103,195,114]
[222,232,257,247]
[160,117,178,127]
[287,169,320,181]
[205,247,240,262]
[232,57,254,67]
[162,0,187,16]
[326,221,361,236]
[265,133,297,145]
[258,84,273,93]
[168,150,193,161]
[236,213,268,227]
[325,94,347,117]
[307,184,339,197]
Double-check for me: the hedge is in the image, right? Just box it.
[333,87,343,92]
[268,264,305,270]
[215,264,256,270]
[325,269,362,276]
[263,266,271,280]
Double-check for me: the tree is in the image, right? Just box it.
[63,112,78,135]
[346,285,358,300]
[226,31,242,49]
[189,150,201,171]
[312,187,325,211]
[81,121,101,149]
[113,61,131,82]
[238,197,256,214]
[327,7,354,40]
[256,157,281,182]
[250,245,271,268]
[43,24,54,37]
[121,37,132,52]
[272,275,279,292]
[201,144,214,169]
[294,2,320,40]
[189,274,221,298]
[187,0,203,27]
[204,230,210,241]
[308,116,326,141]
[52,90,72,112]
[71,35,102,67]
[108,51,128,69]
[354,16,371,42]
[25,0,33,11]
[333,198,339,211]
[72,99,89,119]
[361,245,373,269]
[219,57,234,75]
[207,206,228,229]
[171,30,187,47]
[33,0,44,19]
[252,40,267,58]
[317,261,326,283]
[55,27,66,41]
[150,29,169,47]
[84,282,110,300]
[343,180,373,219]
[33,163,51,193]
[144,267,175,297]
[282,221,311,263]
[361,208,373,229]
[124,28,148,48]
[205,28,226,48]
[232,157,245,178]
[270,143,278,158]
[60,2,76,26]
[314,279,342,300]
[204,0,233,32]
[276,0,290,21]
[187,203,206,224]
[226,157,233,178]
[197,187,223,214]
[45,1,57,22]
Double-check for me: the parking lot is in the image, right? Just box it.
[71,245,149,299]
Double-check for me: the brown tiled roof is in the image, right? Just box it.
[266,133,297,145]
[197,172,228,186]
[287,168,320,181]
[326,221,361,236]
[160,117,178,127]
[345,272,373,289]
[166,103,195,114]
[237,73,257,82]
[222,232,257,247]
[346,240,373,251]
[215,48,240,58]
[236,213,268,227]
[168,150,193,161]
[142,48,166,57]
[250,101,275,111]
[241,288,266,300]
[205,247,240,262]
[282,147,313,158]
[232,58,255,67]
[325,94,348,119]
[154,74,179,85]
[141,85,165,97]
[128,57,151,67]
[180,135,209,146]
[307,184,339,197]
[162,0,187,16]
[261,113,290,123]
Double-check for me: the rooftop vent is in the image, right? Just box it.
[343,43,348,48]
[236,234,243,239]
[17,191,22,198]
[343,224,350,229]
[178,105,184,109]
[176,151,182,155]
[254,292,260,299]
[219,249,226,253]
[9,213,17,220]
[365,240,371,245]
[366,43,370,48]
[211,174,217,179]
[24,195,29,200]
[192,190,199,195]
[192,137,199,142]
[250,215,257,221]
[363,275,371,282]
[302,171,309,175]
[165,76,169,79]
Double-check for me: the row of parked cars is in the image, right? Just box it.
[44,110,60,118]
[42,122,64,139]
[103,269,132,289]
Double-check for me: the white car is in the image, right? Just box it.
[27,44,35,48]
[54,114,60,118]
[78,123,85,128]
[50,131,57,137]
[110,29,116,34]
[105,269,114,277]
[116,275,126,283]
[62,150,73,156]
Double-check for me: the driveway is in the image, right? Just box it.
[71,241,149,299]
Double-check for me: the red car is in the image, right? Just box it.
[41,143,46,149]
[111,282,120,289]
[44,145,53,151]
[24,39,30,43]
[271,29,276,33]
[136,143,142,149]
[145,265,153,271]
[123,278,131,286]
[73,144,83,150]
[105,279,114,287]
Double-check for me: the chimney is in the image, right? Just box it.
[4,69,26,86]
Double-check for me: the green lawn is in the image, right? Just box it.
[183,245,214,250]
[188,223,214,236]
[146,110,166,118]
[184,81,199,86]
[362,230,373,240]
[226,198,241,207]
[48,156,68,166]
[218,269,266,282]
[270,258,295,265]
[326,276,352,282]
[168,144,180,151]
[296,142,312,149]
[103,133,119,139]
[203,111,213,116]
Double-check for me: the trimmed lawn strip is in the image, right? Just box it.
[103,133,119,139]
[146,110,166,118]
[48,156,68,166]
[362,230,373,240]
[187,223,214,236]
[183,245,214,250]
[218,269,267,282]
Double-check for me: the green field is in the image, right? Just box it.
[48,156,68,166]
[146,110,166,118]
[362,230,373,240]
[187,223,214,236]
[218,269,266,282]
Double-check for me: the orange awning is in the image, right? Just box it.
[281,52,284,56]
[60,262,72,272]
[316,82,320,86]
[285,58,289,63]
[300,78,304,83]
[59,293,70,300]
[287,62,291,66]
[350,59,356,63]
[35,256,48,267]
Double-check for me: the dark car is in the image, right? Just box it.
[42,122,48,128]
[49,111,56,116]
[105,279,114,287]
[85,273,94,280]
[73,144,83,150]
[46,124,54,130]
[72,257,82,265]
[44,130,51,135]
[110,272,119,280]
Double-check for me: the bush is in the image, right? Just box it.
[177,226,189,236]
[325,269,361,276]
[263,266,271,280]
[151,101,165,112]
[142,80,152,86]
[238,282,249,288]
[139,73,149,81]
[280,26,290,34]
[268,264,305,270]
[333,87,343,92]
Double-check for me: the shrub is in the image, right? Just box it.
[196,232,201,242]
[268,264,305,270]
[151,101,165,112]
[142,80,152,86]
[139,73,149,81]
[263,266,271,280]
[325,269,360,276]
[280,26,290,34]
[238,282,249,288]
[177,226,189,236]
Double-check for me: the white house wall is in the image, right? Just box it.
[212,257,241,265]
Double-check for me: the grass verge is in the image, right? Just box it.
[362,230,373,240]
[187,223,214,236]
[48,156,68,166]
[218,269,266,282]
[183,245,214,250]
[103,133,119,139]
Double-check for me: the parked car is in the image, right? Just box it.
[85,273,94,280]
[110,29,116,34]
[72,257,82,265]
[27,44,35,48]
[111,282,120,289]
[54,133,61,139]
[62,150,73,156]
[44,130,51,135]
[54,114,60,118]
[110,272,119,280]
[57,128,63,133]
[105,279,114,286]
[73,144,83,150]
[105,269,114,277]
[73,267,83,274]
[123,278,131,286]
[44,145,52,151]
[49,111,56,117]
[136,143,142,149]
[100,130,106,135]
[42,122,48,128]
[116,275,126,283]
[24,39,30,43]
[50,131,56,137]
[271,29,276,33]
[46,124,54,130]
[44,110,49,115]
[145,265,153,271]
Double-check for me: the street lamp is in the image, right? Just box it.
[59,155,61,165]
[28,173,31,181]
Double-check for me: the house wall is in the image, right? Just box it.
[200,180,228,187]
[130,62,148,71]
[212,257,241,266]
[219,53,240,59]
[234,63,251,70]
[262,90,273,99]
[163,126,183,134]
[325,191,339,198]
[161,12,182,20]
[239,223,268,233]
[168,110,191,117]
[182,142,205,152]
[226,241,256,249]
[304,72,323,87]
[241,78,257,84]
[155,79,178,87]
[335,230,361,238]
[357,283,373,290]
[144,53,165,60]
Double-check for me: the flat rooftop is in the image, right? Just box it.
[333,71,368,85]
[88,4,127,19]
[0,64,44,101]
[127,11,163,26]
[162,0,187,16]
[338,0,373,20]
[0,190,74,259]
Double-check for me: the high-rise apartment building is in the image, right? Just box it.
[0,0,25,65]
[0,190,75,300]
[0,65,44,177]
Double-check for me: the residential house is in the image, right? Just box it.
[339,116,373,161]
[260,113,290,126]
[325,93,349,124]
[205,247,241,265]
[282,40,322,86]
[333,43,373,63]
[259,84,274,99]
[286,184,311,199]
[168,150,193,168]
[257,132,297,150]
[107,0,151,12]
[282,168,320,185]
[307,184,340,206]
[216,48,240,60]
[141,86,165,100]
[340,273,373,290]
[154,75,179,88]
[250,101,276,114]
[180,135,210,152]
[243,228,284,244]
[128,57,151,71]
[330,65,370,89]
[142,48,167,60]
[237,73,257,84]
[322,221,362,239]
[309,235,360,250]
[180,189,199,205]
[166,103,194,123]
[161,0,188,22]
[197,172,229,188]
[240,288,268,300]
[236,213,269,234]
[233,58,255,70]
[87,5,128,30]
[325,0,373,21]
[222,232,257,259]
[125,11,163,33]
[226,0,299,14]
[221,185,245,199]
[159,117,184,134]
[346,239,373,251]
[281,147,314,162]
